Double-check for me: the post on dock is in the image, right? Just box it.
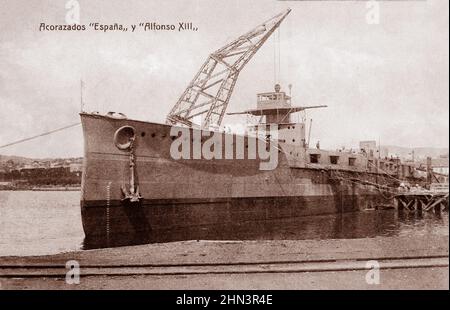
[426,157,433,187]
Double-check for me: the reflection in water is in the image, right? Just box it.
[0,191,448,256]
[83,209,449,250]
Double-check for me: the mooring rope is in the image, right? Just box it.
[0,122,81,149]
[367,159,404,184]
[328,168,398,200]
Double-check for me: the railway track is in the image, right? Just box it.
[0,254,447,278]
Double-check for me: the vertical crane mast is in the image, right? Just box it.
[166,9,291,129]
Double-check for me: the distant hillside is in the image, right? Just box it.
[0,155,83,171]
[382,146,449,160]
[0,155,82,162]
[0,155,34,165]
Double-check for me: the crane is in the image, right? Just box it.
[166,9,291,129]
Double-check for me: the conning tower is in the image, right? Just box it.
[228,84,327,147]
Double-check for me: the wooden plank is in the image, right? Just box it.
[425,194,449,212]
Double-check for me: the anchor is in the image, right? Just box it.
[121,139,142,203]
[114,125,143,203]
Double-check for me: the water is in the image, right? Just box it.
[0,191,448,256]
[0,191,84,256]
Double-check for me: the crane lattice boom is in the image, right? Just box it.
[166,9,291,129]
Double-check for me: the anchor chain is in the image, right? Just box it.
[121,137,142,203]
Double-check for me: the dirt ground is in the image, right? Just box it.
[0,235,448,289]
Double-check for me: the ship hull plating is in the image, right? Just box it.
[80,113,395,243]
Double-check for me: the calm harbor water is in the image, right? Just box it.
[0,190,448,256]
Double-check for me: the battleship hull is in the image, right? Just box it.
[80,113,395,244]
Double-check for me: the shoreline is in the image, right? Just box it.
[0,187,81,191]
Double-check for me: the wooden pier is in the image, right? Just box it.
[394,187,449,213]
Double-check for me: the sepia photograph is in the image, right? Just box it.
[0,0,448,298]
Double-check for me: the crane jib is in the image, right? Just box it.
[166,9,292,129]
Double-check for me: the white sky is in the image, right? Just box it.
[0,0,448,158]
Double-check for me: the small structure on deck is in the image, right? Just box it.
[227,84,327,125]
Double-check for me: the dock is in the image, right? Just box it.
[0,235,448,289]
[394,187,449,213]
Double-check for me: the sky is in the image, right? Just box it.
[0,0,448,158]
